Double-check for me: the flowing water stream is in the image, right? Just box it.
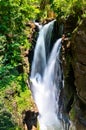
[30,20,70,130]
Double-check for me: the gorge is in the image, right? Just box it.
[28,17,86,130]
[0,1,86,130]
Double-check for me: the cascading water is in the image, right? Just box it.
[30,20,69,130]
[31,20,56,78]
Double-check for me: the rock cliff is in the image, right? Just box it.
[63,17,86,130]
[28,17,86,130]
[71,18,86,129]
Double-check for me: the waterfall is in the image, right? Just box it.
[34,21,42,30]
[31,20,56,78]
[30,20,69,130]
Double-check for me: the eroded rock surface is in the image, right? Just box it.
[71,18,86,129]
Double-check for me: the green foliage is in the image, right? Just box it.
[32,0,86,21]
[0,0,40,129]
[70,106,76,121]
[0,96,22,130]
[50,0,86,19]
[0,0,86,129]
[0,75,32,129]
[0,0,40,78]
[15,89,32,113]
[0,108,18,130]
[0,0,30,89]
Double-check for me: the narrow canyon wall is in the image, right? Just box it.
[63,17,86,130]
[27,17,86,130]
[71,18,86,129]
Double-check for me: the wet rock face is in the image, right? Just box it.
[71,18,86,128]
[64,14,78,35]
[22,110,39,130]
[71,18,86,104]
[62,17,86,129]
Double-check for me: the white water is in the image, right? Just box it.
[30,20,64,130]
[31,20,56,78]
[34,21,42,30]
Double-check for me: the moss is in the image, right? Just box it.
[0,72,34,129]
[0,103,22,130]
[37,121,40,130]
[70,106,76,121]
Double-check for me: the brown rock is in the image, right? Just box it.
[71,18,86,129]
